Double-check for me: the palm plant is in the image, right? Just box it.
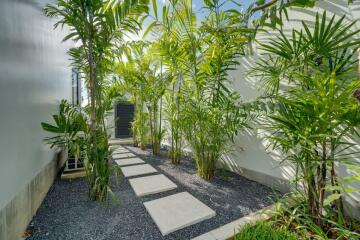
[147,0,250,179]
[147,1,188,163]
[114,55,149,149]
[184,0,249,180]
[137,44,167,155]
[44,0,149,201]
[145,67,167,156]
[116,41,167,155]
[253,12,360,227]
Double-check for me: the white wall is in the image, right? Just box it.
[106,107,116,139]
[0,0,73,210]
[222,0,360,211]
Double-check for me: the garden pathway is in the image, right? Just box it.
[112,145,216,236]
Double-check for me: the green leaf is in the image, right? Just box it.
[143,21,157,38]
[324,193,342,206]
[152,0,158,19]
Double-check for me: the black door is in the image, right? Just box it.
[115,102,135,138]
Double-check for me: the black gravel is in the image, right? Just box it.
[26,145,278,240]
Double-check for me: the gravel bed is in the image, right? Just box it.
[26,145,278,240]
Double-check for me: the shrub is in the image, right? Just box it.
[252,11,360,226]
[271,195,360,240]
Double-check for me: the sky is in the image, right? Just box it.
[156,0,255,20]
[166,0,254,20]
[125,0,257,41]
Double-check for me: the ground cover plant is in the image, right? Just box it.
[271,195,360,239]
[233,221,298,240]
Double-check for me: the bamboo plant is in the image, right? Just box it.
[146,0,250,179]
[115,41,167,155]
[149,1,187,163]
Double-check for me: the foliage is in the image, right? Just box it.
[41,100,87,158]
[253,11,360,227]
[174,0,249,180]
[233,221,298,240]
[132,105,149,149]
[142,45,167,155]
[246,0,354,30]
[164,84,184,163]
[44,0,149,201]
[146,1,188,163]
[115,41,168,155]
[145,0,250,177]
[270,195,360,239]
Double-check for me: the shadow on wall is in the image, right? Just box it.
[220,126,295,193]
[16,0,42,10]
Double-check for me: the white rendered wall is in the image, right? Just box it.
[222,0,360,211]
[0,0,73,210]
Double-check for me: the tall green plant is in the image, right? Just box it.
[147,0,250,177]
[180,0,249,180]
[147,1,187,163]
[253,12,360,227]
[44,0,149,201]
[116,42,167,155]
[114,58,149,149]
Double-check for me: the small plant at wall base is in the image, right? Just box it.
[252,11,360,237]
[41,99,87,162]
[233,221,298,240]
[269,194,360,239]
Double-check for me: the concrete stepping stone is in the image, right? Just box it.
[113,149,130,154]
[110,146,125,150]
[121,164,157,177]
[144,192,216,236]
[113,152,136,159]
[129,174,177,197]
[115,158,145,167]
[112,147,126,151]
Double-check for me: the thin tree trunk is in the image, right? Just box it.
[317,143,327,226]
[88,13,99,200]
[330,141,344,218]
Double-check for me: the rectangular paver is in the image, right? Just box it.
[115,158,145,167]
[129,174,177,197]
[113,149,130,154]
[113,152,136,159]
[111,146,125,150]
[144,192,216,235]
[121,164,157,177]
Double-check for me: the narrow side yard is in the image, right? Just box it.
[26,145,276,240]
